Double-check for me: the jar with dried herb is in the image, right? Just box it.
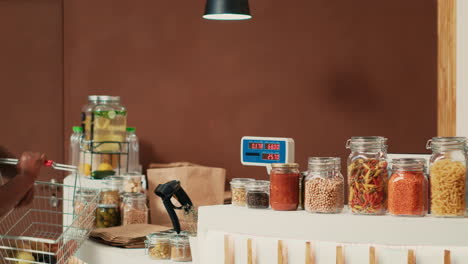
[230,178,255,206]
[170,235,192,262]
[245,181,270,209]
[146,232,171,260]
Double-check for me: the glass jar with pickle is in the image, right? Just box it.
[96,204,121,228]
[346,136,388,215]
[426,137,467,217]
[92,96,127,152]
[122,193,148,225]
[146,232,172,260]
[270,163,301,211]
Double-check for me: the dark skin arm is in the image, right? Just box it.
[0,152,44,217]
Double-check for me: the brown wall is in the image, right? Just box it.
[0,0,63,180]
[1,0,437,185]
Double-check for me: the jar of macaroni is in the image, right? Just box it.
[270,163,300,211]
[426,137,467,217]
[146,232,172,260]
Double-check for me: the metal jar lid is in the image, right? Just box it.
[271,163,299,168]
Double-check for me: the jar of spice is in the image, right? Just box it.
[170,235,192,262]
[388,158,428,216]
[304,157,344,213]
[230,178,255,206]
[146,232,171,260]
[96,204,121,228]
[245,181,270,209]
[426,137,467,217]
[346,136,388,215]
[122,193,148,225]
[270,163,300,211]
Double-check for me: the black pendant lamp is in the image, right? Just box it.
[203,0,252,20]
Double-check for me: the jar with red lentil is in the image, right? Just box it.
[388,158,428,216]
[304,157,344,213]
[270,163,300,211]
[346,136,388,215]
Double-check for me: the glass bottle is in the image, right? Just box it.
[146,232,172,260]
[270,163,300,211]
[388,158,428,216]
[230,178,255,206]
[122,193,148,225]
[346,136,388,215]
[304,157,344,213]
[69,126,83,168]
[92,96,127,152]
[126,127,140,173]
[170,235,192,262]
[426,137,467,217]
[81,95,100,142]
[245,181,270,209]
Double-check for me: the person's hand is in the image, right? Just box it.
[17,152,45,180]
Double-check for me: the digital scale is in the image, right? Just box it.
[241,136,295,173]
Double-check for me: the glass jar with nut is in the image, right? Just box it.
[230,178,255,206]
[304,157,344,214]
[121,173,144,193]
[171,235,192,262]
[146,232,172,260]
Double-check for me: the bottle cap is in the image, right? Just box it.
[126,127,136,132]
[72,126,83,133]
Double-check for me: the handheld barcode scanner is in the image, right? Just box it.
[155,180,193,234]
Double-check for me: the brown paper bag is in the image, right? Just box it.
[147,162,226,229]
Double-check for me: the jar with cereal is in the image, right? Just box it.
[122,193,148,225]
[230,178,255,206]
[304,157,344,213]
[346,136,388,215]
[426,137,467,217]
[170,235,192,262]
[270,163,300,211]
[388,158,428,216]
[146,232,172,260]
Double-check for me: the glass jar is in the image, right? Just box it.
[74,189,98,227]
[346,136,388,215]
[304,157,344,213]
[426,137,467,217]
[122,193,148,225]
[100,179,121,206]
[121,173,144,193]
[245,181,270,209]
[170,235,192,262]
[81,95,100,142]
[270,163,300,211]
[388,158,428,216]
[92,96,127,152]
[96,204,121,228]
[146,232,171,260]
[230,178,255,206]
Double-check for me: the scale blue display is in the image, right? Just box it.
[241,136,295,167]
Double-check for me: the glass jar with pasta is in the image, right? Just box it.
[346,136,388,215]
[426,137,467,217]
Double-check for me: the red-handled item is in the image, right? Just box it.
[0,158,77,172]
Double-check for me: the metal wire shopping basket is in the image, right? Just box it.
[0,159,100,264]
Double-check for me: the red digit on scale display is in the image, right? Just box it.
[249,143,264,149]
[265,143,280,150]
[262,153,280,160]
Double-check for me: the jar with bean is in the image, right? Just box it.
[304,157,344,213]
[426,137,467,217]
[388,158,428,216]
[245,181,270,209]
[74,189,98,228]
[170,235,192,262]
[146,232,171,260]
[270,163,300,211]
[96,204,121,228]
[230,178,255,206]
[346,136,388,215]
